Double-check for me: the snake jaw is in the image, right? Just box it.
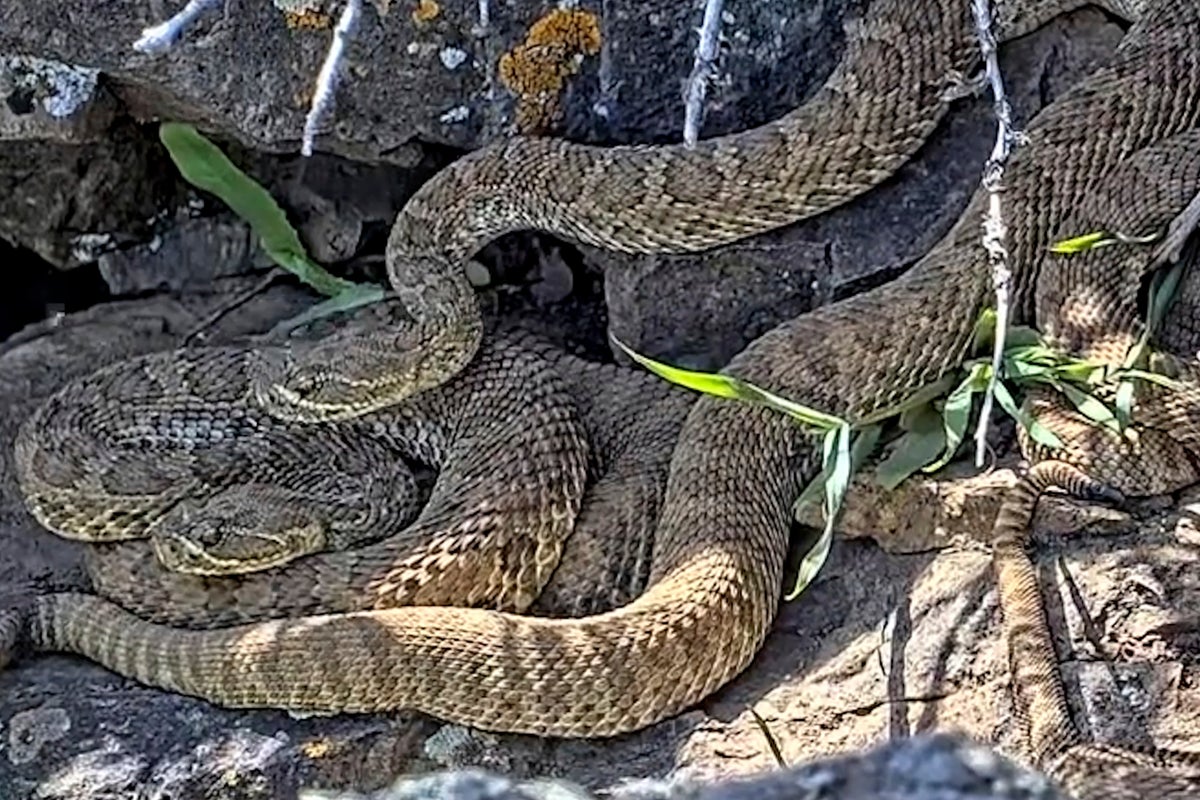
[152,520,328,577]
[248,316,477,423]
[250,342,426,423]
[257,376,406,423]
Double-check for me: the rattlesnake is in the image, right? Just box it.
[10,326,688,630]
[15,343,433,576]
[2,5,1199,797]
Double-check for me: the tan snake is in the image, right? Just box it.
[4,10,1200,798]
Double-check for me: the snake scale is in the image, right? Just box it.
[3,0,1200,793]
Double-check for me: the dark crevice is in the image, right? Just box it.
[0,240,112,342]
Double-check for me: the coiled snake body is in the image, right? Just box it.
[4,1,1200,794]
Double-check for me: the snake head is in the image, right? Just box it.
[251,325,466,423]
[150,489,328,577]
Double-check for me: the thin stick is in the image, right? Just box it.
[682,0,724,148]
[302,0,362,157]
[182,269,284,344]
[970,0,1023,467]
[133,0,220,54]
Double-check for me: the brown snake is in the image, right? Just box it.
[3,4,1200,797]
[15,344,433,577]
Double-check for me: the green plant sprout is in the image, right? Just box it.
[159,122,385,334]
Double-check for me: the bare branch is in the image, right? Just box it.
[133,0,220,54]
[682,0,725,148]
[302,0,362,157]
[970,0,1024,467]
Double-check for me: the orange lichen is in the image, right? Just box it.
[300,739,333,758]
[412,0,440,24]
[525,7,602,54]
[498,8,602,134]
[283,7,333,29]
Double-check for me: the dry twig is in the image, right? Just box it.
[682,0,725,148]
[302,0,362,157]
[970,0,1025,467]
[133,0,220,54]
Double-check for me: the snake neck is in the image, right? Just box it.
[388,0,983,260]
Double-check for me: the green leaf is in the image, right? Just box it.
[822,422,854,523]
[1055,361,1108,385]
[159,122,358,299]
[794,425,881,517]
[1002,357,1057,382]
[789,500,834,601]
[876,404,947,490]
[787,423,866,601]
[1115,379,1135,430]
[1112,367,1183,390]
[1049,230,1116,254]
[971,307,997,352]
[269,284,389,337]
[1145,259,1185,336]
[926,363,989,472]
[613,338,847,431]
[1059,382,1120,434]
[991,380,1063,449]
[1003,345,1061,368]
[1050,227,1160,255]
[794,464,826,517]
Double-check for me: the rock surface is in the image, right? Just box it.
[0,0,846,156]
[301,735,1068,800]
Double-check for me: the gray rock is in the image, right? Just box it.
[0,56,114,144]
[298,735,1066,800]
[97,216,255,295]
[0,120,176,270]
[0,0,846,158]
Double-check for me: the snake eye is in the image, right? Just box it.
[194,520,224,547]
[289,370,324,397]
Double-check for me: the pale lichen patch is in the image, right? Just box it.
[6,704,71,765]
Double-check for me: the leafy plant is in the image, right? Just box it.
[614,338,871,600]
[158,122,385,331]
[1046,227,1186,426]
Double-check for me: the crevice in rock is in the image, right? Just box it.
[0,239,111,341]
